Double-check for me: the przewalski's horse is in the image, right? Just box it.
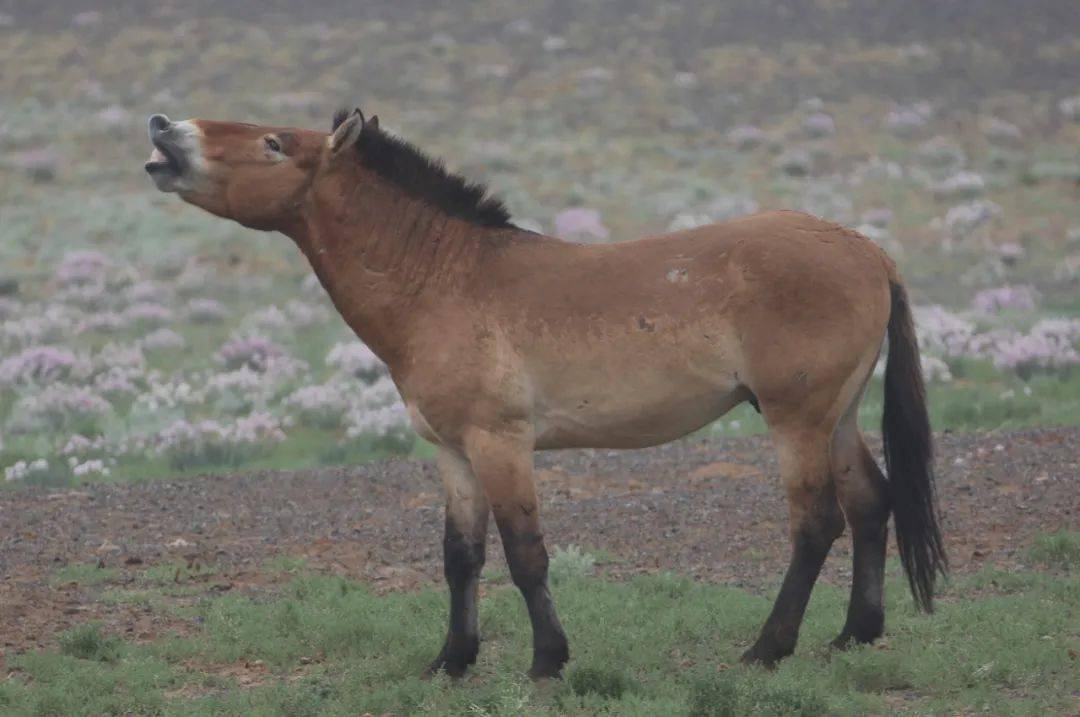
[144,108,945,677]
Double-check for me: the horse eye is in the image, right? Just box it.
[265,137,281,153]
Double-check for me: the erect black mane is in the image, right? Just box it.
[331,108,513,229]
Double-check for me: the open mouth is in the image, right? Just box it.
[145,136,184,176]
[144,114,191,189]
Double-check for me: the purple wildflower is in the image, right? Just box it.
[553,208,610,243]
[971,285,1039,315]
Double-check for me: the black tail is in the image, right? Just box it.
[883,280,947,612]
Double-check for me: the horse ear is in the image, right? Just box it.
[329,111,363,154]
[368,114,379,130]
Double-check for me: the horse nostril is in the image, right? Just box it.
[148,114,171,135]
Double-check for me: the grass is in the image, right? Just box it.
[50,562,120,588]
[1029,531,1080,570]
[7,550,1079,716]
[705,367,1080,441]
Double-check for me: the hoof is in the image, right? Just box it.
[829,629,880,651]
[527,663,565,681]
[740,641,791,669]
[423,657,469,680]
[527,645,569,681]
[423,636,479,679]
[740,647,776,669]
[830,613,884,651]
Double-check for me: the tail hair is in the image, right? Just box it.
[882,280,947,612]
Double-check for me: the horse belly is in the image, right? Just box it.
[532,376,745,450]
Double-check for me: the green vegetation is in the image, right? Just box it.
[50,562,120,587]
[9,543,1078,716]
[1029,531,1080,571]
[706,367,1080,440]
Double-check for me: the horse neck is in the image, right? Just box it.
[283,173,496,368]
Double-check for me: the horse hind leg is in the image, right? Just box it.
[742,421,845,666]
[830,410,889,648]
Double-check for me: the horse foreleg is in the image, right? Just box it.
[465,425,569,679]
[426,449,489,678]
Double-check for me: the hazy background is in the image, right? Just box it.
[1,0,1079,485]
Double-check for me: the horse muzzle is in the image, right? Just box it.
[145,114,197,192]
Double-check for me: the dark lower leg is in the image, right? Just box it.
[500,528,568,678]
[742,526,836,667]
[833,440,890,649]
[427,518,486,677]
[832,518,887,648]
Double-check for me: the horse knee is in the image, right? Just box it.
[443,523,485,587]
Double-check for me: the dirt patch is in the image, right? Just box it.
[1,429,1077,664]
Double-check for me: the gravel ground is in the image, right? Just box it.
[1,428,1077,661]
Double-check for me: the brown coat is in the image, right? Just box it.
[144,109,944,677]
